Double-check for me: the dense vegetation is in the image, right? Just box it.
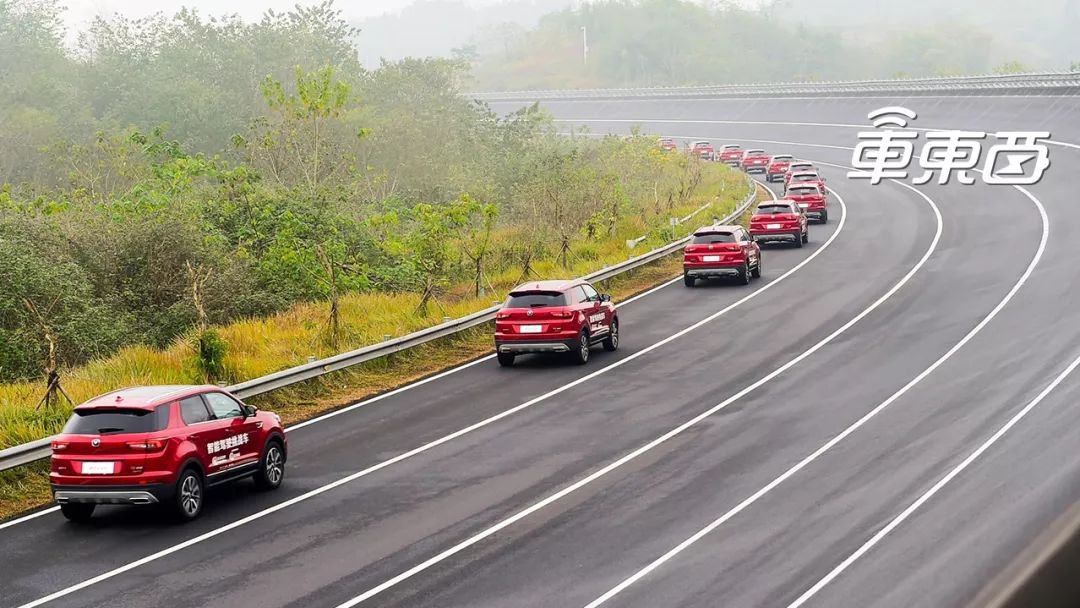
[0,0,746,392]
[465,0,1080,90]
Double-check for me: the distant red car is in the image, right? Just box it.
[766,154,796,182]
[50,385,286,522]
[689,140,716,161]
[749,200,808,247]
[683,224,761,286]
[660,137,678,152]
[494,280,618,366]
[740,149,771,173]
[718,144,743,166]
[785,170,828,195]
[784,161,816,185]
[784,183,829,223]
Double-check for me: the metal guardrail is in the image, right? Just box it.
[0,175,759,473]
[469,71,1080,101]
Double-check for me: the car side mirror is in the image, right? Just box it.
[600,294,611,302]
[241,404,256,418]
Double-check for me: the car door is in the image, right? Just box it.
[203,391,261,476]
[738,229,758,265]
[178,395,226,475]
[580,284,610,337]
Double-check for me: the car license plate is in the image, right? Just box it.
[519,324,542,333]
[81,461,115,475]
[798,203,809,208]
[766,223,781,229]
[703,255,720,262]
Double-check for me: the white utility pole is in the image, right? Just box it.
[581,25,588,65]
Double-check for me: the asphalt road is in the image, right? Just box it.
[2,95,1078,608]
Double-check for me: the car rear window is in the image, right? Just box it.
[505,292,567,308]
[63,407,169,435]
[756,204,794,214]
[692,232,736,244]
[788,186,818,194]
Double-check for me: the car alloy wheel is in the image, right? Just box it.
[180,473,201,517]
[579,332,590,363]
[265,445,284,486]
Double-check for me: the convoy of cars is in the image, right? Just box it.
[47,137,833,525]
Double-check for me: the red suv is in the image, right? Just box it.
[719,144,743,166]
[689,140,716,161]
[494,280,618,366]
[784,183,829,223]
[766,154,796,182]
[683,225,762,286]
[785,170,828,195]
[741,149,771,173]
[660,137,677,152]
[749,200,808,247]
[50,385,286,522]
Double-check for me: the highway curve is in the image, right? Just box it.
[1,94,1077,608]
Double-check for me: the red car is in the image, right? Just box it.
[749,200,808,247]
[740,149,771,173]
[784,161,816,185]
[683,224,762,286]
[494,280,618,366]
[718,144,743,166]
[785,170,828,194]
[766,154,796,182]
[784,183,829,223]
[689,140,715,161]
[50,385,287,522]
[660,137,677,152]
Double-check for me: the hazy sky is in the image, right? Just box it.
[59,0,514,32]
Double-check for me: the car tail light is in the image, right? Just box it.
[126,440,164,451]
[51,441,68,452]
[496,312,510,319]
[551,310,573,319]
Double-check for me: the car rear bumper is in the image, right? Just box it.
[684,265,743,277]
[495,337,578,354]
[52,483,173,505]
[752,231,801,243]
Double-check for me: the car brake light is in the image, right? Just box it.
[51,441,68,452]
[126,440,164,451]
[551,310,573,319]
[496,312,510,319]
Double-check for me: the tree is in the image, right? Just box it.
[458,194,499,297]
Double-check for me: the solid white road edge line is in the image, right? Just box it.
[332,178,926,607]
[16,179,830,608]
[0,181,766,532]
[582,156,1047,607]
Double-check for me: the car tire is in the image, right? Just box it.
[570,329,590,365]
[60,503,95,523]
[793,232,803,248]
[253,439,285,491]
[602,319,619,352]
[497,352,515,367]
[172,468,204,522]
[738,262,751,285]
[750,256,762,278]
[802,227,809,243]
[683,273,695,288]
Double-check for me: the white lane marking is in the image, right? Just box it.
[783,185,1051,608]
[0,507,60,531]
[584,157,1047,608]
[14,182,836,608]
[334,181,921,608]
[0,219,713,532]
[790,360,1080,607]
[555,118,1080,150]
